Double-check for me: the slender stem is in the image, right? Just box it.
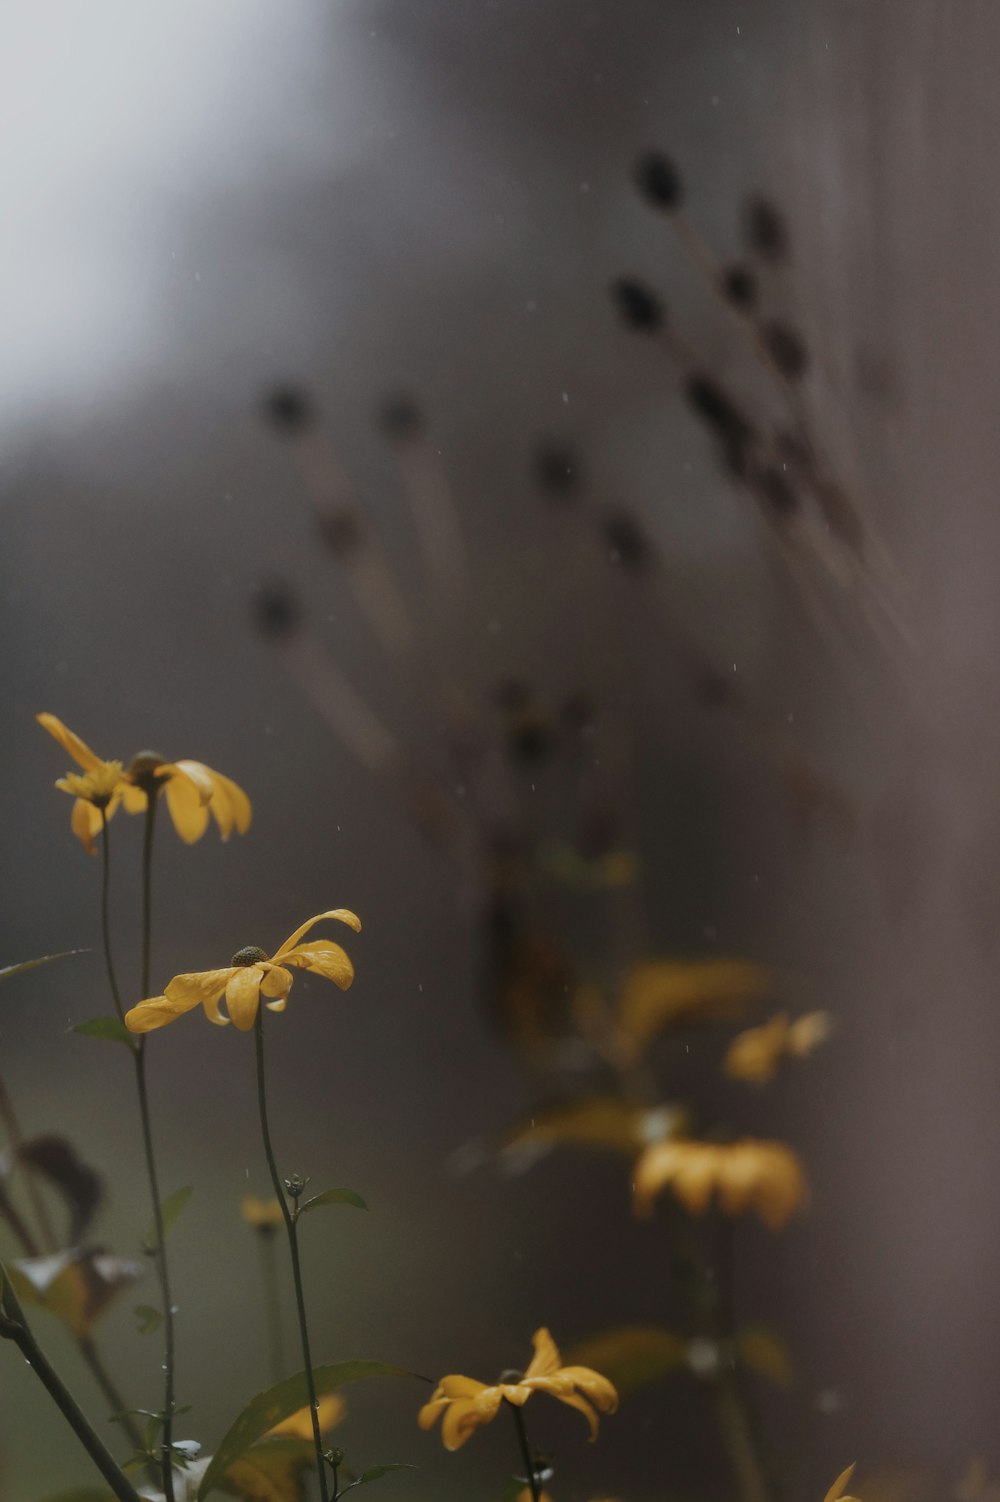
[99,806,125,1023]
[506,1399,540,1502]
[77,1336,145,1451]
[254,1010,330,1502]
[135,790,176,1502]
[257,1228,286,1384]
[0,1273,144,1502]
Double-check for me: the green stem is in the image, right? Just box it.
[77,1336,145,1452]
[136,791,176,1502]
[506,1399,540,1502]
[0,1272,143,1502]
[254,1009,330,1502]
[99,805,125,1023]
[257,1227,286,1384]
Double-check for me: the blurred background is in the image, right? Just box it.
[3,2,999,1499]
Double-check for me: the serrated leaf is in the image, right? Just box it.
[143,1185,192,1251]
[135,1303,162,1335]
[567,1325,687,1399]
[298,1188,368,1215]
[198,1362,426,1500]
[736,1325,795,1387]
[0,949,86,985]
[73,1016,134,1049]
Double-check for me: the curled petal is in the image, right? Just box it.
[37,713,102,772]
[551,1366,619,1414]
[260,964,294,999]
[281,942,354,990]
[126,993,202,1033]
[162,760,215,803]
[121,783,147,814]
[164,968,241,1007]
[540,1384,602,1440]
[205,768,252,839]
[225,965,265,1030]
[164,773,211,844]
[524,1327,562,1380]
[70,797,103,854]
[434,1375,491,1400]
[418,1396,451,1431]
[440,1389,502,1450]
[202,990,231,1026]
[273,909,362,960]
[823,1465,857,1502]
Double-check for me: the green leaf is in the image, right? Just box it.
[143,1185,192,1251]
[135,1303,163,1335]
[343,1464,416,1492]
[73,1016,134,1049]
[0,949,87,985]
[298,1188,368,1215]
[198,1362,427,1500]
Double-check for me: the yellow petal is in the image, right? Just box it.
[417,1396,450,1431]
[162,760,215,803]
[544,1385,601,1440]
[225,965,264,1030]
[552,1367,619,1415]
[787,1011,833,1058]
[164,773,211,844]
[70,797,100,854]
[269,1392,345,1438]
[121,783,147,814]
[822,1464,856,1502]
[37,713,102,772]
[723,1016,790,1085]
[434,1375,492,1400]
[440,1390,502,1450]
[272,909,362,960]
[260,964,293,999]
[205,768,252,839]
[523,1327,562,1380]
[164,967,240,1007]
[281,942,354,990]
[125,994,201,1033]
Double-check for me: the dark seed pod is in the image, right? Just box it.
[379,392,425,442]
[611,277,665,332]
[684,374,755,448]
[317,508,364,556]
[601,511,651,572]
[757,465,799,519]
[762,320,809,380]
[252,581,301,640]
[721,263,757,309]
[744,195,790,263]
[534,442,581,502]
[632,150,683,211]
[260,385,315,434]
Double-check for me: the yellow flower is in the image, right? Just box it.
[724,1011,832,1084]
[124,909,361,1034]
[240,1195,284,1230]
[418,1327,618,1451]
[632,1138,807,1229]
[824,1463,861,1502]
[38,712,251,854]
[269,1392,345,1438]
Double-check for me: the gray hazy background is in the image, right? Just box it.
[3,3,999,1500]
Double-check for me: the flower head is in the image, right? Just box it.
[418,1328,618,1452]
[38,712,251,854]
[124,909,361,1034]
[632,1138,807,1229]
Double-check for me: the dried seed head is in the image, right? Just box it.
[231,945,269,966]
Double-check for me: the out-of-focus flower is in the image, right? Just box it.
[616,959,775,1054]
[240,1195,284,1230]
[956,1460,1000,1502]
[268,1393,345,1438]
[632,1138,807,1229]
[724,1011,832,1084]
[418,1327,618,1451]
[824,1463,861,1502]
[38,712,251,853]
[124,909,361,1034]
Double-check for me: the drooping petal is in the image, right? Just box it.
[205,768,252,839]
[163,968,241,1007]
[70,797,101,854]
[539,1385,601,1440]
[37,713,102,772]
[823,1464,857,1502]
[440,1389,502,1450]
[272,910,363,960]
[523,1327,562,1380]
[269,1392,345,1439]
[162,760,215,803]
[281,942,354,990]
[260,964,293,998]
[552,1366,619,1415]
[417,1396,450,1431]
[125,992,203,1033]
[164,773,211,844]
[120,784,147,814]
[202,990,231,1026]
[225,965,265,1031]
[434,1376,491,1400]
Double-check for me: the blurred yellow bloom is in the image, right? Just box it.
[124,909,361,1034]
[824,1464,861,1502]
[38,712,251,854]
[724,1011,832,1084]
[633,1138,807,1229]
[241,1195,284,1230]
[419,1327,618,1451]
[269,1392,345,1438]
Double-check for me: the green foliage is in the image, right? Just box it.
[340,1463,416,1494]
[0,950,86,985]
[298,1188,368,1215]
[134,1304,162,1336]
[73,1017,134,1050]
[142,1185,192,1252]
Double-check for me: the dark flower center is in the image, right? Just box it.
[498,1368,524,1385]
[231,945,269,966]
